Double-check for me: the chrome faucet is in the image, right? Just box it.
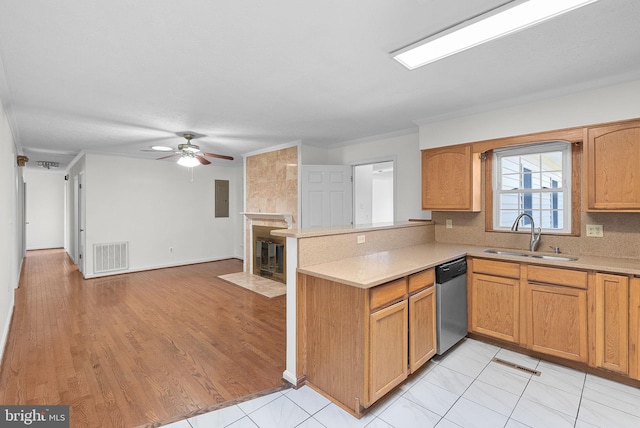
[511,213,542,252]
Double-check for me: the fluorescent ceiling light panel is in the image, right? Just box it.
[392,0,598,70]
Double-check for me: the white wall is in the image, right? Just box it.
[301,144,329,164]
[420,79,640,148]
[82,154,242,278]
[0,97,22,366]
[328,132,430,222]
[23,169,65,250]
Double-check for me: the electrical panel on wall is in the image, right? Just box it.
[215,180,229,218]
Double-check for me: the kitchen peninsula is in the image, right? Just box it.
[273,221,640,418]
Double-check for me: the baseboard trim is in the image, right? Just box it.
[0,290,15,372]
[282,370,302,387]
[82,256,242,279]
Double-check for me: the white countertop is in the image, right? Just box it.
[297,242,640,288]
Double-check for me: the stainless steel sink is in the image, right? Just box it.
[483,249,577,261]
[483,249,529,257]
[529,254,578,261]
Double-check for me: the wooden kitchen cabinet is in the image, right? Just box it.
[369,301,408,403]
[299,268,438,416]
[469,259,520,343]
[585,119,640,211]
[593,273,629,374]
[421,144,481,211]
[408,269,436,372]
[525,266,589,363]
[629,277,640,381]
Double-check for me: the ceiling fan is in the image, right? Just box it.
[152,133,234,167]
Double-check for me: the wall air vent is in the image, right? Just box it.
[93,242,129,274]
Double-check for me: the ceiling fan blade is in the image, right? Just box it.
[203,152,234,161]
[156,153,179,160]
[196,155,211,165]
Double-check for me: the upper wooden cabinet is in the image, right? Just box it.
[422,144,481,211]
[585,119,640,211]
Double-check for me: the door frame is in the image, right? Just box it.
[351,156,397,224]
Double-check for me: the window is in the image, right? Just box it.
[492,141,572,233]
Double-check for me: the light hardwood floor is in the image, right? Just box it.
[0,249,287,427]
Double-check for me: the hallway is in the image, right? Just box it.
[0,250,287,427]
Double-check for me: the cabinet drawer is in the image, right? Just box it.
[472,258,520,278]
[370,278,407,312]
[528,265,587,289]
[408,268,434,294]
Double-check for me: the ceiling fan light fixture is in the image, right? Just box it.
[177,155,200,167]
[179,145,200,153]
[392,0,599,70]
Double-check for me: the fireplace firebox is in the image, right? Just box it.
[252,225,286,284]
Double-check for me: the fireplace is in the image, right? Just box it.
[252,225,286,284]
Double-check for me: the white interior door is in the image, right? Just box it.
[301,165,353,228]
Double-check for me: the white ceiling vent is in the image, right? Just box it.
[94,242,129,274]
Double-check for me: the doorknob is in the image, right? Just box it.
[80,229,84,232]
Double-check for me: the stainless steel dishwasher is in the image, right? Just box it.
[435,258,468,355]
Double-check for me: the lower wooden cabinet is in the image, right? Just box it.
[369,301,408,403]
[467,257,640,385]
[299,268,436,416]
[470,272,520,343]
[526,283,588,362]
[594,273,629,374]
[525,265,589,363]
[630,277,640,381]
[409,285,436,372]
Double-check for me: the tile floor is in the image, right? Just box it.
[164,338,640,428]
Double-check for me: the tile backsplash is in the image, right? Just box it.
[433,211,640,261]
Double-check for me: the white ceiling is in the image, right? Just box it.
[1,0,639,170]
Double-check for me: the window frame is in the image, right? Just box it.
[492,141,572,233]
[485,140,581,237]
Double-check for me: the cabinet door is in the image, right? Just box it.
[527,283,588,362]
[470,273,519,343]
[421,144,480,211]
[585,121,640,211]
[409,286,436,373]
[594,273,629,374]
[629,277,640,381]
[369,300,408,404]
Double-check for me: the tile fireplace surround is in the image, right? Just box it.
[242,212,292,283]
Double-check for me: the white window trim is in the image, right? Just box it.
[492,141,572,234]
